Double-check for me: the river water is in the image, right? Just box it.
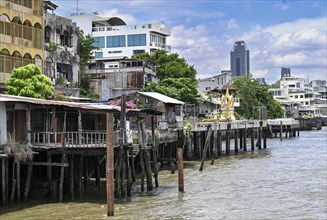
[1,128,326,219]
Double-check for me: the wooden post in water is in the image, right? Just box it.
[243,124,247,151]
[69,155,74,200]
[151,116,159,188]
[239,125,243,149]
[251,123,255,151]
[1,158,6,206]
[217,125,222,156]
[16,161,20,203]
[234,124,238,153]
[263,135,267,149]
[106,112,114,216]
[211,120,218,165]
[199,125,212,171]
[177,148,184,193]
[280,121,283,141]
[47,152,52,184]
[226,123,231,155]
[23,163,32,201]
[138,119,145,192]
[257,121,263,149]
[59,112,67,202]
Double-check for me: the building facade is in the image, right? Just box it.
[70,14,171,58]
[230,41,250,77]
[43,1,80,96]
[0,0,44,87]
[197,70,231,93]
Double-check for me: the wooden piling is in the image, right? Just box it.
[120,150,126,197]
[263,135,267,149]
[125,148,132,197]
[1,158,6,206]
[226,123,231,155]
[234,127,238,153]
[59,112,67,202]
[199,125,213,171]
[23,164,32,201]
[239,126,243,149]
[69,155,74,200]
[47,151,52,183]
[130,147,136,182]
[10,161,16,204]
[151,116,159,188]
[217,125,222,156]
[251,124,255,151]
[280,121,283,141]
[177,148,184,193]
[257,121,263,149]
[211,120,218,165]
[243,125,247,152]
[144,148,153,191]
[138,120,145,192]
[106,112,114,216]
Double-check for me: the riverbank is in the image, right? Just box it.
[1,127,326,219]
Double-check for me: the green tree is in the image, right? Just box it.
[232,73,284,119]
[78,30,99,99]
[133,50,200,104]
[5,64,54,99]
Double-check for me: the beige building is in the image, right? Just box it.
[0,0,44,87]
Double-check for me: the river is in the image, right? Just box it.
[1,127,326,219]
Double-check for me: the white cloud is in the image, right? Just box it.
[100,8,135,24]
[226,19,240,29]
[275,3,289,11]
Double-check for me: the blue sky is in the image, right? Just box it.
[53,0,327,84]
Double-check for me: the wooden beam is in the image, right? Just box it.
[21,162,69,167]
[106,112,114,216]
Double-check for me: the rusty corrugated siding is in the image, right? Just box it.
[127,72,144,88]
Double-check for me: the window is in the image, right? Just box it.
[72,22,77,28]
[95,51,103,58]
[133,50,145,55]
[295,95,298,98]
[205,87,211,91]
[300,95,303,98]
[107,35,125,47]
[127,34,146,46]
[93,36,105,48]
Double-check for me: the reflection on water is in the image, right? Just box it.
[1,128,326,220]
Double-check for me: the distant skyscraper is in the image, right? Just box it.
[230,41,250,77]
[281,67,291,79]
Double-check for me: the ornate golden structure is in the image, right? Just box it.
[220,89,235,121]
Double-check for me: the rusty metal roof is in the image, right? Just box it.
[137,92,184,105]
[0,94,121,112]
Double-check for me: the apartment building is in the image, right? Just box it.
[0,0,44,88]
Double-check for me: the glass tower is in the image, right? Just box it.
[230,41,250,77]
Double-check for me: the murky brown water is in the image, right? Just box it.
[1,128,327,219]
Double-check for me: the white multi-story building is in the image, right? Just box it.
[269,70,327,117]
[70,14,171,59]
[197,70,231,93]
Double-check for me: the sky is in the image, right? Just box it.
[53,0,327,84]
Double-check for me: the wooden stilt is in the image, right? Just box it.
[16,161,20,203]
[151,116,159,188]
[234,127,238,153]
[251,127,255,151]
[138,119,145,192]
[23,164,32,201]
[47,151,52,183]
[243,125,247,152]
[217,125,222,156]
[177,148,184,193]
[94,156,101,190]
[280,121,283,141]
[1,158,6,206]
[120,150,126,197]
[211,120,218,165]
[10,161,16,204]
[239,127,243,149]
[130,147,136,182]
[199,125,213,171]
[70,155,74,200]
[106,112,114,216]
[59,112,67,202]
[125,148,132,197]
[5,158,8,204]
[226,123,231,155]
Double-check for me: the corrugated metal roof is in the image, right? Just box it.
[137,92,184,105]
[0,94,121,112]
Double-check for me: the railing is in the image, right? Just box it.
[30,131,120,148]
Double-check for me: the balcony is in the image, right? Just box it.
[149,42,171,51]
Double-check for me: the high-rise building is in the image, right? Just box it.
[230,41,250,77]
[281,67,291,79]
[0,0,44,87]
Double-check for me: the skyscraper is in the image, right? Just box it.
[230,41,250,77]
[281,67,291,79]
